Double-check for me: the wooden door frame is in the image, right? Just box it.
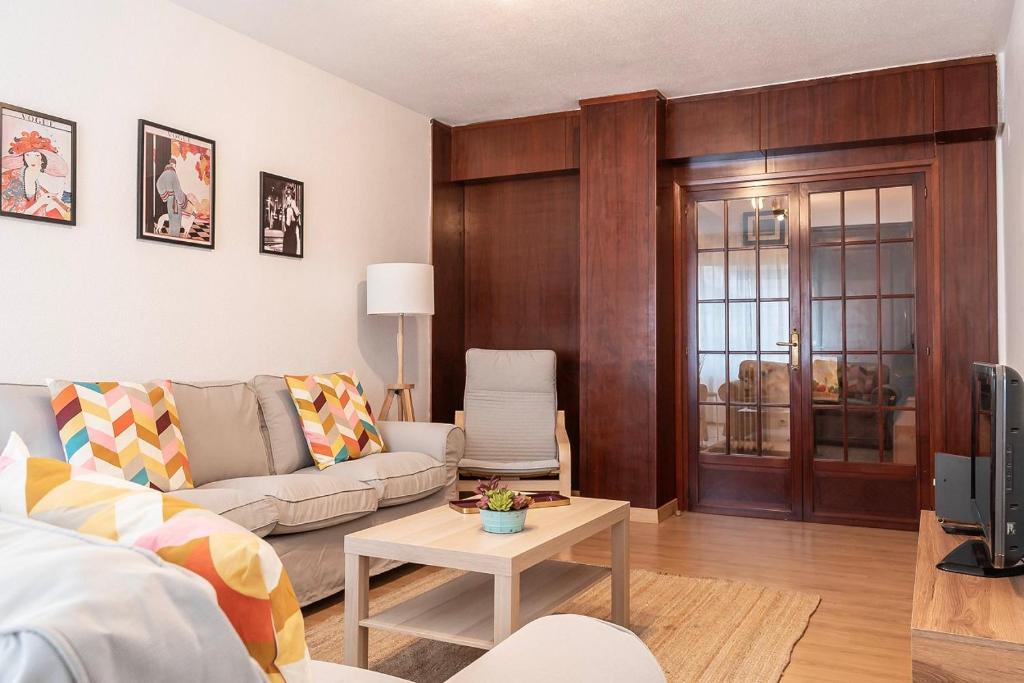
[675,157,940,528]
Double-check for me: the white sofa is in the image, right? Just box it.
[0,377,465,606]
[0,513,666,683]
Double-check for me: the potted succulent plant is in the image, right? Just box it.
[475,477,533,534]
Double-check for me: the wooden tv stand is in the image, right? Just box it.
[911,511,1024,680]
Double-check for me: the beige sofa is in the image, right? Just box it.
[0,376,465,606]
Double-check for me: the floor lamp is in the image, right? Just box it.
[366,262,434,421]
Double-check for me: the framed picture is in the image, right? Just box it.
[1,103,76,226]
[259,172,303,258]
[741,208,788,247]
[137,120,215,249]
[812,356,841,403]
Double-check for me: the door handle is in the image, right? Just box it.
[775,329,800,371]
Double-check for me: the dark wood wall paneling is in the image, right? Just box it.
[429,122,465,423]
[578,92,676,509]
[431,55,999,515]
[432,115,583,485]
[463,175,581,481]
[759,69,933,150]
[935,62,999,138]
[451,111,579,181]
[656,123,681,507]
[665,92,759,159]
[937,139,998,457]
[663,56,997,162]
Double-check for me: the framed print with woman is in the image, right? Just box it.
[259,172,303,258]
[137,120,215,249]
[0,103,76,226]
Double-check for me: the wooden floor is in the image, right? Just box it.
[304,511,918,682]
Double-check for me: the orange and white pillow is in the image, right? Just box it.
[284,372,384,469]
[46,379,193,491]
[0,432,311,683]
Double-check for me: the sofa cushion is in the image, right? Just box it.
[284,373,385,469]
[300,451,444,507]
[168,487,278,537]
[47,379,193,491]
[266,489,448,606]
[0,384,65,460]
[203,472,378,535]
[172,381,273,485]
[252,375,315,475]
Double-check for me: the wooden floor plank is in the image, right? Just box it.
[304,511,917,681]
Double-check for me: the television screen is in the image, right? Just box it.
[939,363,1024,576]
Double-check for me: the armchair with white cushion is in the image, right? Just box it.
[454,349,571,497]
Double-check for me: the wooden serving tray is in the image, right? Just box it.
[449,493,571,514]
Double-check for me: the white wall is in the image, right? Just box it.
[0,0,432,415]
[1002,2,1024,367]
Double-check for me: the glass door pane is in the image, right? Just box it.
[696,195,792,459]
[808,185,916,464]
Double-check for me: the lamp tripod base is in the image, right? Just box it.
[380,383,416,422]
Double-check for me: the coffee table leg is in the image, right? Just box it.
[493,572,521,644]
[344,553,369,668]
[611,517,629,627]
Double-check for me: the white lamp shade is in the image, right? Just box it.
[366,263,434,316]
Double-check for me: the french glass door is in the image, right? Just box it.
[799,175,926,528]
[690,185,802,518]
[687,174,927,528]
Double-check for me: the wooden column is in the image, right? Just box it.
[578,91,676,509]
[429,121,465,423]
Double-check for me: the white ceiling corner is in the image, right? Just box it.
[170,0,1015,125]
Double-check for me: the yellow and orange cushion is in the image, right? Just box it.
[0,433,310,683]
[284,372,384,469]
[46,379,193,491]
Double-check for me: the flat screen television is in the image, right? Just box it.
[939,362,1024,576]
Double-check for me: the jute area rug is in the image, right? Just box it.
[305,567,820,683]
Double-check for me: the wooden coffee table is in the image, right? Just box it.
[343,496,630,667]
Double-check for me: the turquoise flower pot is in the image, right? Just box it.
[479,508,528,534]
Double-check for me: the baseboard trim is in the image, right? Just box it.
[630,498,678,524]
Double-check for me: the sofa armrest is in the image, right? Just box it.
[378,421,464,500]
[446,615,665,682]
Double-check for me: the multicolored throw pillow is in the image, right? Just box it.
[0,432,311,683]
[46,379,193,491]
[284,372,384,469]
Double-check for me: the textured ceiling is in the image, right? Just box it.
[170,0,1014,125]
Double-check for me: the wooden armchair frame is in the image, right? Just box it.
[454,409,572,497]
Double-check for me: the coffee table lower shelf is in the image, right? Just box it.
[359,560,609,650]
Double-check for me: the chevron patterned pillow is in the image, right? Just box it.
[0,442,311,683]
[284,372,384,469]
[46,379,193,492]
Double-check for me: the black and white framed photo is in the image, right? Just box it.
[137,120,215,249]
[1,103,76,226]
[741,207,788,247]
[260,172,303,258]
